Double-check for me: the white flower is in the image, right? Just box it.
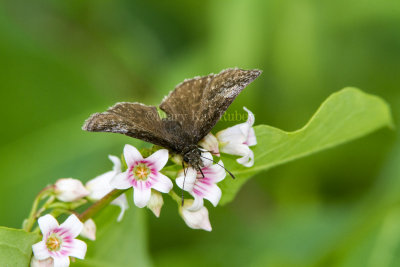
[32,214,87,267]
[176,153,226,211]
[31,257,53,267]
[180,200,212,231]
[54,178,90,202]
[198,133,220,156]
[147,190,164,217]
[216,107,257,167]
[80,219,96,241]
[111,144,173,208]
[86,155,129,222]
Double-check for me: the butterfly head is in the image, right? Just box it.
[182,145,203,169]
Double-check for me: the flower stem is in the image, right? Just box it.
[78,189,129,222]
[23,186,54,232]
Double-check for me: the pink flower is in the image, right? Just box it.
[111,144,173,208]
[179,200,212,231]
[176,154,226,211]
[86,155,129,222]
[216,107,257,167]
[54,178,90,202]
[32,214,87,267]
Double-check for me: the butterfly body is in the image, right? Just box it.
[83,68,261,171]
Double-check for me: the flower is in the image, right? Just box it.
[198,133,220,156]
[86,155,129,222]
[147,190,164,217]
[31,257,53,267]
[80,219,96,241]
[176,153,226,211]
[179,200,212,231]
[32,214,87,267]
[111,144,173,208]
[216,107,257,167]
[54,178,90,202]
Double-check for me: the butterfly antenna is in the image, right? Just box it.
[200,155,235,179]
[181,161,187,206]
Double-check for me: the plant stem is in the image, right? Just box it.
[78,189,129,222]
[23,186,54,232]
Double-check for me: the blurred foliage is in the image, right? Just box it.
[0,0,399,266]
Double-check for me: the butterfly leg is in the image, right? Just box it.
[181,161,187,206]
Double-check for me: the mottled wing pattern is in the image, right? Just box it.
[82,102,182,150]
[159,75,214,141]
[194,68,261,141]
[160,68,261,143]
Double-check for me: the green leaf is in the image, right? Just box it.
[73,203,152,267]
[220,87,393,205]
[0,227,39,266]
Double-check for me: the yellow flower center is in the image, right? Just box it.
[46,234,62,251]
[133,163,151,181]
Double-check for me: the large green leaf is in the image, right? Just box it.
[0,227,39,266]
[220,87,393,204]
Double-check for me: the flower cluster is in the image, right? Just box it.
[30,107,256,266]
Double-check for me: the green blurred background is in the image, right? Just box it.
[1,0,399,266]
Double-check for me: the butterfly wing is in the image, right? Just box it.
[160,68,261,143]
[82,102,185,151]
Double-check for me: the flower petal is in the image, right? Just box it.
[86,171,115,200]
[176,168,197,192]
[220,143,250,157]
[32,241,50,260]
[181,206,212,231]
[133,187,151,208]
[108,155,122,173]
[69,239,87,259]
[80,219,96,241]
[204,160,226,183]
[60,214,83,238]
[200,151,214,167]
[38,214,59,236]
[124,144,143,166]
[246,127,257,146]
[237,149,254,167]
[243,106,255,126]
[151,173,173,193]
[216,124,247,144]
[111,194,129,222]
[198,133,220,156]
[188,196,204,211]
[203,184,222,207]
[52,255,70,267]
[146,149,169,171]
[110,172,132,190]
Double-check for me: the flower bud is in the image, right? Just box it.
[147,191,164,217]
[80,219,96,241]
[54,178,90,202]
[179,200,212,231]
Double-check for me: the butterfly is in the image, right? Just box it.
[82,68,261,176]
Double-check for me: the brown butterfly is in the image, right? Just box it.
[82,68,261,176]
